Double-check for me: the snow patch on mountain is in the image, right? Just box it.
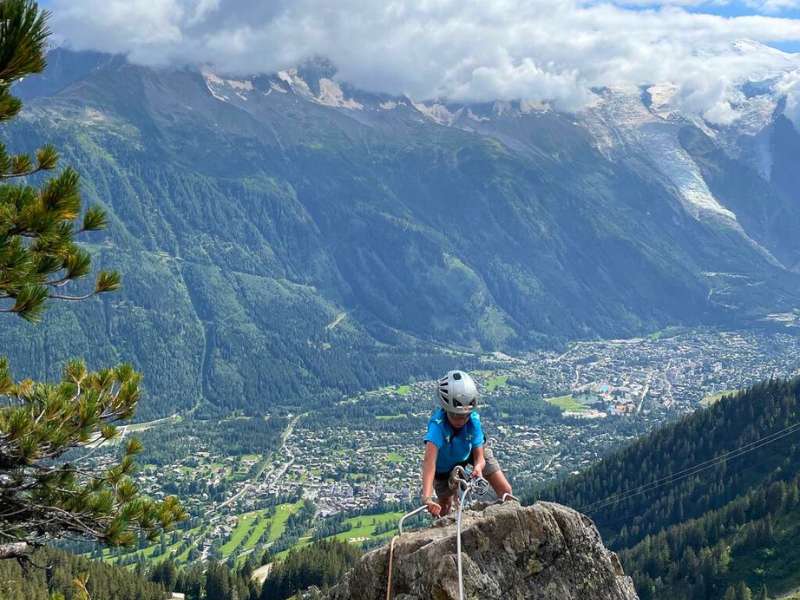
[583,87,784,268]
[270,81,288,94]
[519,99,550,114]
[410,100,460,125]
[202,72,257,102]
[493,101,514,116]
[227,79,253,92]
[777,71,800,129]
[466,108,490,122]
[317,78,363,110]
[583,89,735,219]
[716,91,778,179]
[203,72,230,103]
[647,83,679,116]
[277,69,314,98]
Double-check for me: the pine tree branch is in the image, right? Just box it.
[0,165,49,180]
[0,541,31,559]
[0,506,32,520]
[47,292,96,301]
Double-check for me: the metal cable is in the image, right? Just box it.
[578,420,800,513]
[456,480,471,600]
[386,469,507,600]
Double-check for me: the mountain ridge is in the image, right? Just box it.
[3,47,800,416]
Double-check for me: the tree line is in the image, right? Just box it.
[539,376,800,598]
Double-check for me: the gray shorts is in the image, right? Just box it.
[433,445,502,500]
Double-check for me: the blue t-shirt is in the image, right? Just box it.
[423,408,485,473]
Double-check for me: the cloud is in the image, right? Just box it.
[48,0,800,120]
[743,0,800,14]
[776,69,800,121]
[607,0,800,14]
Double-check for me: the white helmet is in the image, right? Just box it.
[437,370,479,415]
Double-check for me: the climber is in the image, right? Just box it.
[420,370,513,517]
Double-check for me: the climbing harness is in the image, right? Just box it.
[385,466,518,600]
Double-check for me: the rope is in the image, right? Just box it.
[385,535,397,600]
[386,504,428,600]
[456,479,470,600]
[386,469,513,600]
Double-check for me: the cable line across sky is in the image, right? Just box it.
[578,420,800,514]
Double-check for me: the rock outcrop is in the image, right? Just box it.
[325,501,638,600]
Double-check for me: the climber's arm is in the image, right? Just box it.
[421,442,441,516]
[471,445,486,479]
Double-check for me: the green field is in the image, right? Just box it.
[376,414,404,421]
[221,511,264,556]
[485,375,508,392]
[329,512,404,543]
[385,451,403,463]
[109,502,306,566]
[647,326,688,341]
[104,504,405,569]
[273,510,405,561]
[378,384,412,396]
[268,501,304,542]
[701,389,738,407]
[174,538,200,563]
[104,533,188,565]
[545,394,587,412]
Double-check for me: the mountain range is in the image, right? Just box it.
[3,42,800,416]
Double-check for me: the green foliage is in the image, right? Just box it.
[543,377,800,599]
[182,560,259,600]
[0,2,116,321]
[268,500,316,556]
[0,358,185,550]
[135,416,288,467]
[0,0,184,560]
[0,0,48,123]
[260,539,362,600]
[0,546,167,600]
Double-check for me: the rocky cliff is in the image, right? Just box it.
[325,501,638,600]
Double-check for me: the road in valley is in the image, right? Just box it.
[216,414,303,512]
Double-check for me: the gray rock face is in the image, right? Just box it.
[325,501,638,600]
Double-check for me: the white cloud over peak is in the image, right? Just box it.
[49,0,800,122]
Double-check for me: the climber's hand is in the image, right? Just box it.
[471,465,484,480]
[426,500,442,517]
